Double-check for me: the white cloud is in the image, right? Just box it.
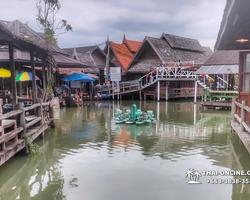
[0,0,226,50]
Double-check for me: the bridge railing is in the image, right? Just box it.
[95,67,198,93]
[231,99,250,133]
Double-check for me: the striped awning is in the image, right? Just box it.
[195,65,238,74]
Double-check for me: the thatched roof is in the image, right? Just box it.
[161,33,205,52]
[0,46,90,68]
[0,20,48,55]
[0,20,68,55]
[214,0,250,50]
[126,34,213,73]
[62,45,117,74]
[203,50,240,65]
[63,46,97,55]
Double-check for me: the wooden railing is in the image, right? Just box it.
[231,99,250,133]
[0,99,54,166]
[95,67,197,94]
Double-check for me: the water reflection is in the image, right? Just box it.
[0,101,249,200]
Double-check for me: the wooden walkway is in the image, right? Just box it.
[95,68,197,97]
[231,99,250,155]
[0,100,54,166]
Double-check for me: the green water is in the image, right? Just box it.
[0,101,250,200]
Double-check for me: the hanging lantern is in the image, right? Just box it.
[153,69,156,74]
[172,67,174,71]
[138,78,142,81]
[172,62,174,66]
[200,74,205,77]
[146,74,149,78]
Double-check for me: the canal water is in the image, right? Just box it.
[0,100,250,200]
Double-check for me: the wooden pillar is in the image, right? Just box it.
[194,80,197,104]
[18,62,22,96]
[42,61,46,93]
[240,100,246,132]
[112,82,114,100]
[144,92,146,101]
[231,97,236,122]
[139,90,142,101]
[30,50,37,103]
[157,81,160,101]
[17,103,26,138]
[165,81,168,101]
[8,42,17,110]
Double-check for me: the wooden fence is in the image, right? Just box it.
[231,99,250,133]
[0,99,53,166]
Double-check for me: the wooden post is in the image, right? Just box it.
[37,99,44,139]
[18,62,22,96]
[30,50,37,104]
[112,82,114,100]
[165,81,168,101]
[144,92,146,101]
[8,42,17,110]
[17,103,26,138]
[139,90,142,101]
[157,81,160,101]
[240,100,246,131]
[194,80,197,104]
[117,82,119,100]
[231,97,236,122]
[42,61,46,94]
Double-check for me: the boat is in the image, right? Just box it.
[115,120,124,124]
[125,121,134,125]
[136,120,145,125]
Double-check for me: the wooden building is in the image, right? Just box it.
[103,35,141,75]
[125,33,212,99]
[0,20,93,90]
[0,20,55,166]
[196,50,240,89]
[63,46,115,84]
[214,0,250,154]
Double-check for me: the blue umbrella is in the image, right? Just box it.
[61,84,70,91]
[62,73,94,82]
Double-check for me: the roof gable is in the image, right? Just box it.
[0,20,67,54]
[110,42,134,71]
[123,39,141,53]
[161,33,205,52]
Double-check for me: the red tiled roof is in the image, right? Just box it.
[110,42,134,71]
[124,40,141,53]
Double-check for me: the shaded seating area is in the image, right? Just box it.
[0,22,55,166]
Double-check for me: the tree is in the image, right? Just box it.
[36,0,72,45]
[36,0,72,92]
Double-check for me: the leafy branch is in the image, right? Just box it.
[36,0,72,45]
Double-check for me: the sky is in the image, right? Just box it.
[0,0,226,50]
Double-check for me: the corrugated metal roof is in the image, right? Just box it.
[195,65,238,74]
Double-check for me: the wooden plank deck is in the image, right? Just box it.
[209,90,238,94]
[201,101,232,108]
